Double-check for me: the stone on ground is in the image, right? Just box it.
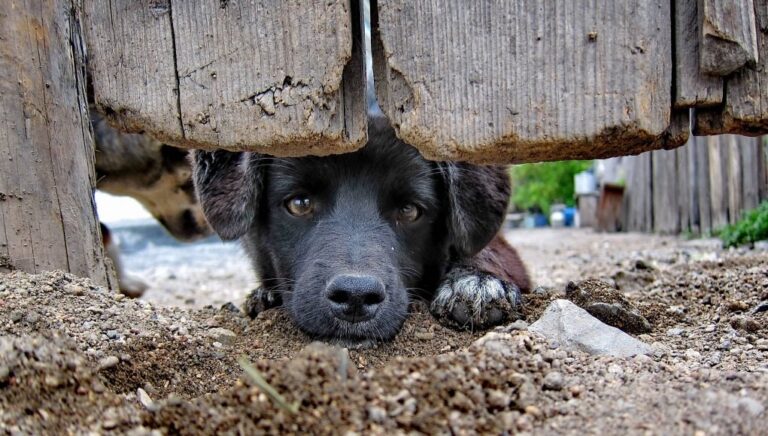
[529,299,652,357]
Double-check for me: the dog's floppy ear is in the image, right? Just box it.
[439,162,511,260]
[192,150,267,240]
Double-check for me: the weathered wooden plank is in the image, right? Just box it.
[725,136,743,223]
[0,0,112,284]
[84,0,180,139]
[675,145,691,232]
[685,137,700,233]
[694,1,768,135]
[85,0,367,156]
[707,136,730,229]
[652,149,680,233]
[623,151,655,232]
[759,136,768,202]
[674,0,723,108]
[699,0,759,76]
[374,0,680,164]
[693,136,712,233]
[642,153,655,233]
[741,137,761,212]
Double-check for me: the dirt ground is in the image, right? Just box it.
[1,228,766,434]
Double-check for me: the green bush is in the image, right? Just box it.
[509,160,593,215]
[719,201,768,248]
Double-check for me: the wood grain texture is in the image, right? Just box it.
[674,0,723,108]
[695,0,768,135]
[699,0,759,76]
[374,0,679,164]
[759,137,768,202]
[652,149,680,234]
[725,136,743,223]
[0,0,112,285]
[621,134,768,234]
[707,136,729,229]
[675,145,691,232]
[693,136,712,233]
[623,152,654,232]
[85,0,367,156]
[740,137,760,212]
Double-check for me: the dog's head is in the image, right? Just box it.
[192,121,510,341]
[129,146,212,241]
[93,111,212,242]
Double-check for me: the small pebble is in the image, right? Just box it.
[735,397,765,417]
[44,375,61,388]
[666,327,685,337]
[137,388,154,409]
[487,389,511,407]
[207,328,237,345]
[543,371,565,391]
[524,405,543,418]
[415,331,435,340]
[505,320,529,331]
[684,349,702,361]
[64,283,85,296]
[98,356,119,370]
[0,365,10,383]
[367,405,387,423]
[727,300,749,312]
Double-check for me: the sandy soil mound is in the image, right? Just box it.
[1,230,766,434]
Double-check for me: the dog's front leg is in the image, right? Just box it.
[430,235,530,330]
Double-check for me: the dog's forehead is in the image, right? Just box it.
[270,138,434,187]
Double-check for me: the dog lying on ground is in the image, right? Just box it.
[92,111,212,296]
[192,116,530,341]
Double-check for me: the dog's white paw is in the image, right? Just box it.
[244,287,282,318]
[430,267,523,330]
[118,274,149,298]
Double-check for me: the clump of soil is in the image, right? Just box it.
[564,279,652,333]
[1,230,767,433]
[0,334,142,434]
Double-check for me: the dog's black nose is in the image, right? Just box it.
[326,275,386,323]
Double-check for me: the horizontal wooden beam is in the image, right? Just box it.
[85,0,367,156]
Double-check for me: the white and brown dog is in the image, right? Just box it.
[92,111,211,296]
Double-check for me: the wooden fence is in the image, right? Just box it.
[622,135,768,234]
[3,0,768,282]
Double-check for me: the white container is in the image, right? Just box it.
[574,171,597,195]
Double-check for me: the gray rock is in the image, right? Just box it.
[207,327,237,345]
[542,371,565,390]
[666,327,685,336]
[496,320,529,333]
[98,355,120,370]
[0,365,10,383]
[529,299,652,358]
[137,387,155,409]
[734,397,765,417]
[751,300,768,315]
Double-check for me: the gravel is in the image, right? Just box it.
[0,228,766,433]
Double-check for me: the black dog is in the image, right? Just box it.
[192,118,530,342]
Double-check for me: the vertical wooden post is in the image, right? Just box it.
[0,0,112,285]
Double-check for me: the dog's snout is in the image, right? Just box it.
[326,275,385,323]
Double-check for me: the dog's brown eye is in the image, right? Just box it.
[285,195,313,217]
[398,204,421,222]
